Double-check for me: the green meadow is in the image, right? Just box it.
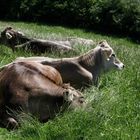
[0,21,139,140]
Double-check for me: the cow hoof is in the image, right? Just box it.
[6,117,19,130]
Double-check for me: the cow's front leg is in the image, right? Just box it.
[14,41,31,50]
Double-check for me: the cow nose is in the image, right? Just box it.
[121,63,125,68]
[119,62,124,69]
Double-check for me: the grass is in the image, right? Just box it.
[0,21,140,140]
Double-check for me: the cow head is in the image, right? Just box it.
[98,40,124,71]
[0,27,15,46]
[1,27,12,39]
[63,86,86,108]
[0,27,25,47]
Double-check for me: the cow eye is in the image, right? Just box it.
[111,54,116,57]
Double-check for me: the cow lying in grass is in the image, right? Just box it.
[0,61,85,129]
[1,40,124,89]
[0,27,95,53]
[0,27,72,53]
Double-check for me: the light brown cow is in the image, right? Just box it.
[1,40,124,89]
[0,61,85,129]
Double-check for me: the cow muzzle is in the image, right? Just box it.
[114,62,124,70]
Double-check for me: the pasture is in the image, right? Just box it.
[0,21,139,140]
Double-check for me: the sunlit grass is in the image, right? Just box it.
[0,21,140,140]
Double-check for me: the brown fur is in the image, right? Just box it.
[0,61,85,129]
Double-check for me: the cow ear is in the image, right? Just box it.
[98,40,108,48]
[6,32,12,39]
[99,40,112,55]
[6,27,12,30]
[4,27,12,32]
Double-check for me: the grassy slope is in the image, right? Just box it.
[0,21,139,140]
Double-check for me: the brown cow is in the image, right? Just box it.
[4,40,124,89]
[0,61,85,129]
[0,27,72,53]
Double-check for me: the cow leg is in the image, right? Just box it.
[14,41,31,49]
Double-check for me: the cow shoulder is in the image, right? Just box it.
[17,61,63,85]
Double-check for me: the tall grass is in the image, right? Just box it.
[0,21,139,140]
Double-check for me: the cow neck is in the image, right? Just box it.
[77,47,103,77]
